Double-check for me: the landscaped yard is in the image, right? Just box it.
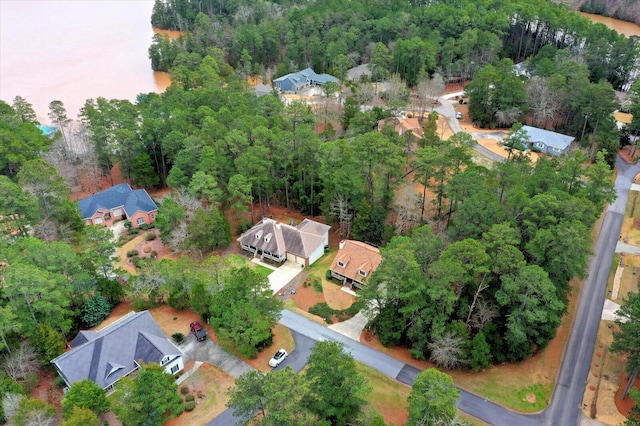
[166,364,236,426]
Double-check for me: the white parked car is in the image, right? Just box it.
[455,112,463,119]
[268,349,288,367]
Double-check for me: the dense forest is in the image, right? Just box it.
[1,0,639,423]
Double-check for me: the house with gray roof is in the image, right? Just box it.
[78,183,158,228]
[51,311,184,391]
[273,68,338,93]
[521,125,574,156]
[238,218,330,267]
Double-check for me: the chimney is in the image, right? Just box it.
[339,240,346,250]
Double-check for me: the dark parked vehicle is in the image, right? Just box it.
[190,321,207,341]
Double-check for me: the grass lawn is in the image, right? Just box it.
[358,363,410,426]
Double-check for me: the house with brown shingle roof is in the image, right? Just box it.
[237,218,330,267]
[330,240,382,289]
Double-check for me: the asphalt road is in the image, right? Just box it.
[436,96,506,163]
[209,157,640,425]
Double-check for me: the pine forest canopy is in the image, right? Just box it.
[150,0,639,90]
[0,0,624,373]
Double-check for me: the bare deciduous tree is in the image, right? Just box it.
[415,73,445,120]
[168,221,189,252]
[428,332,467,370]
[173,188,202,220]
[527,76,559,128]
[392,185,422,235]
[2,341,40,382]
[469,299,498,331]
[329,194,352,240]
[1,393,24,423]
[495,107,522,128]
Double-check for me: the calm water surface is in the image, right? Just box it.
[581,12,640,37]
[0,0,170,122]
[1,1,638,123]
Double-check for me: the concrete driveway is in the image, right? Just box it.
[179,333,254,379]
[251,259,304,294]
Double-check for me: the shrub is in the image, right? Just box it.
[184,400,196,411]
[180,386,189,395]
[124,221,132,230]
[126,250,139,258]
[309,302,334,324]
[129,228,139,235]
[144,232,156,241]
[303,278,312,288]
[150,250,158,258]
[185,394,195,402]
[173,333,185,344]
[325,269,332,280]
[312,279,322,292]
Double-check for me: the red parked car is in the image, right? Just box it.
[190,321,207,341]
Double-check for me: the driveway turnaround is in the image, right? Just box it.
[180,334,254,379]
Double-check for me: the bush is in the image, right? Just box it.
[129,228,140,235]
[184,400,196,411]
[173,333,185,344]
[126,250,139,258]
[144,232,157,241]
[312,279,322,292]
[325,269,332,280]
[185,394,195,402]
[124,221,132,230]
[180,386,189,395]
[303,278,312,287]
[150,250,158,258]
[309,302,334,324]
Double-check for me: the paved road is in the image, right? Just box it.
[208,157,640,425]
[436,96,506,164]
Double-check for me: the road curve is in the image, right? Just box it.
[435,96,506,164]
[207,156,640,426]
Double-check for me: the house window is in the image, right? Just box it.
[337,261,346,268]
[536,142,544,148]
[113,208,123,217]
[552,147,561,153]
[170,364,180,374]
[136,217,145,225]
[150,214,156,220]
[94,217,103,225]
[358,269,367,277]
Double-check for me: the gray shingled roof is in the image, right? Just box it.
[522,125,574,150]
[77,183,158,220]
[274,68,338,90]
[237,218,329,258]
[51,311,182,389]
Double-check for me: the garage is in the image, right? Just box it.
[286,253,306,266]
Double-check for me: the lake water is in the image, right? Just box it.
[0,0,170,122]
[1,1,638,124]
[581,12,640,37]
